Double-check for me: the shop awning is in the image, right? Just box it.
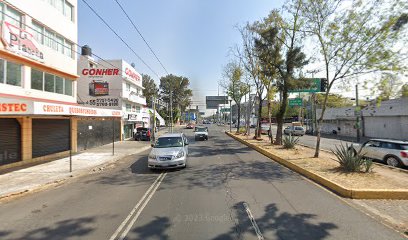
[0,97,122,117]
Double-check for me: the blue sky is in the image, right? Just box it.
[78,0,284,111]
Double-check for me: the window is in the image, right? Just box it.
[136,106,141,113]
[32,22,44,44]
[55,0,64,14]
[31,69,44,90]
[44,29,54,49]
[56,35,64,53]
[64,40,73,58]
[31,67,72,96]
[126,83,130,91]
[0,59,4,83]
[55,76,64,94]
[126,104,131,112]
[64,1,73,21]
[6,62,22,86]
[44,73,55,92]
[64,79,73,96]
[6,6,22,27]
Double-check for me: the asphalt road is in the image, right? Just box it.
[0,125,404,240]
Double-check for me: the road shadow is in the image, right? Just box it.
[8,216,97,240]
[129,216,171,240]
[213,202,337,240]
[0,231,11,239]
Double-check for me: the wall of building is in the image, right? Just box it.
[364,116,408,141]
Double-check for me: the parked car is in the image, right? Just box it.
[186,123,195,129]
[350,139,408,167]
[134,127,151,141]
[194,126,209,141]
[260,124,270,135]
[283,126,305,136]
[148,133,189,169]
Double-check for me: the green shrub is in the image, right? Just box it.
[238,127,247,133]
[332,144,373,173]
[283,134,299,149]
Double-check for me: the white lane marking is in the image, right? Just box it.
[243,202,264,240]
[109,172,164,240]
[119,172,167,240]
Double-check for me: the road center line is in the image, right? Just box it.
[243,202,264,240]
[109,172,165,240]
[119,172,167,240]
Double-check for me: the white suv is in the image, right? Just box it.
[351,139,408,168]
[194,126,208,141]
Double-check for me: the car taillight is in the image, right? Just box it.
[147,130,151,137]
[401,151,408,158]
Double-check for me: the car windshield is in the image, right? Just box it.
[154,137,184,148]
[195,127,207,132]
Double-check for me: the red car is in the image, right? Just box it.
[186,123,195,129]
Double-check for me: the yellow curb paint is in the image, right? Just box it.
[225,131,408,200]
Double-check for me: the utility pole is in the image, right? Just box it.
[170,91,173,133]
[229,99,232,132]
[152,96,156,143]
[355,84,360,143]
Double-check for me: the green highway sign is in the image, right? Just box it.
[289,78,322,93]
[289,98,303,106]
[220,108,231,113]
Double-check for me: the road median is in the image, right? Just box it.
[226,131,408,200]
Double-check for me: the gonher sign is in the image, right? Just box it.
[122,61,142,87]
[1,21,44,62]
[81,68,119,76]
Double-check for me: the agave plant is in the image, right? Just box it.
[283,134,299,149]
[332,143,373,173]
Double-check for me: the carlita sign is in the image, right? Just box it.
[1,21,44,62]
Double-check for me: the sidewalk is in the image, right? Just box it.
[0,140,151,200]
[0,126,183,200]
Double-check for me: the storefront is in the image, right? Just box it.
[0,97,121,168]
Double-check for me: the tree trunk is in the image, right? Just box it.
[314,119,322,157]
[256,98,263,138]
[275,91,288,145]
[268,98,273,144]
[236,104,241,133]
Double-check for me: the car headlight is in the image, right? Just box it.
[176,151,185,158]
[148,153,156,159]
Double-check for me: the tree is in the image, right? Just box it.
[401,84,408,98]
[315,93,354,108]
[142,74,159,107]
[301,0,407,157]
[222,61,249,132]
[369,73,404,101]
[237,24,264,138]
[254,3,309,145]
[159,74,193,123]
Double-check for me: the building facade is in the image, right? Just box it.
[0,0,121,170]
[77,48,149,140]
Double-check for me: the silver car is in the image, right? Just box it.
[351,139,408,167]
[148,133,189,169]
[283,126,305,136]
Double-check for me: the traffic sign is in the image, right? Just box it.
[289,98,303,106]
[289,78,326,93]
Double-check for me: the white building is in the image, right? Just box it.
[0,1,121,170]
[77,47,150,140]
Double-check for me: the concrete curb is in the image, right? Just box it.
[226,131,408,200]
[0,145,151,202]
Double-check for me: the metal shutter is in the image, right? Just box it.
[0,118,21,165]
[77,119,120,151]
[32,119,70,158]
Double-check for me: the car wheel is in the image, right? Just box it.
[385,156,402,168]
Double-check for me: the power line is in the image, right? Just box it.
[114,0,169,75]
[81,0,160,78]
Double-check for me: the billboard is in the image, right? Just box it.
[206,96,229,109]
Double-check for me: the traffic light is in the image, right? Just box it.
[320,78,328,92]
